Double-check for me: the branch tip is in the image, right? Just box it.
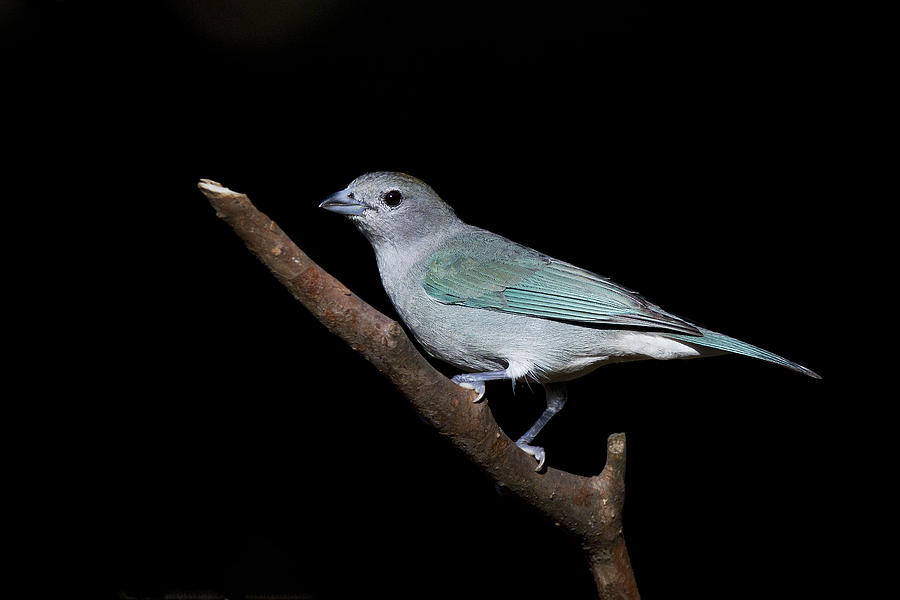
[599,432,627,481]
[197,179,238,198]
[607,432,626,457]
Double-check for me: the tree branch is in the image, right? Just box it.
[197,179,640,599]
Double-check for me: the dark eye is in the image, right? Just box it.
[383,190,403,207]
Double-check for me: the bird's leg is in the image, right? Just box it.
[515,383,568,471]
[450,370,507,403]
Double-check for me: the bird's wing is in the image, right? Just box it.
[422,231,701,336]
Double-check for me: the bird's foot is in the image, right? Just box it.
[450,374,486,402]
[515,440,546,472]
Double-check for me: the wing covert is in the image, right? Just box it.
[422,232,701,336]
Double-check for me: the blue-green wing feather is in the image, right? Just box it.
[422,231,701,336]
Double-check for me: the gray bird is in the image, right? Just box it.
[320,172,819,470]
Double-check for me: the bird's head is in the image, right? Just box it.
[319,172,459,248]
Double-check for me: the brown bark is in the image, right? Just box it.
[197,179,641,599]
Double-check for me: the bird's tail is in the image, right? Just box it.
[667,327,820,379]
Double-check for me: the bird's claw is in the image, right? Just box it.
[451,375,486,402]
[516,441,547,472]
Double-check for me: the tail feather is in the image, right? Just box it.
[668,327,820,379]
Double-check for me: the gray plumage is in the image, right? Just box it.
[320,172,819,469]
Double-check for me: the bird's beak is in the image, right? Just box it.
[318,190,367,216]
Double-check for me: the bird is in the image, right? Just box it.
[319,172,820,470]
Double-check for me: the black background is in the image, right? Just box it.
[7,1,854,598]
